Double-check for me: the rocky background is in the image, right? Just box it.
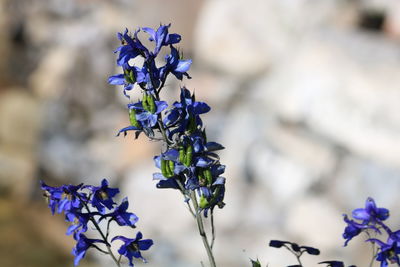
[1,0,400,266]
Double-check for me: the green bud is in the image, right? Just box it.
[147,94,156,113]
[161,159,168,178]
[203,169,212,186]
[199,195,209,209]
[142,94,150,111]
[168,160,175,177]
[184,145,193,167]
[124,69,136,84]
[129,109,140,128]
[179,145,185,163]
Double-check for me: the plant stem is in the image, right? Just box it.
[79,198,121,267]
[190,191,217,267]
[210,209,215,249]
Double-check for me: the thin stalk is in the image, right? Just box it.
[369,241,376,267]
[210,209,215,249]
[79,196,121,267]
[190,191,217,267]
[295,255,303,267]
[176,179,196,218]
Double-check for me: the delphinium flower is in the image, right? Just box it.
[268,240,320,266]
[41,179,153,266]
[109,24,225,267]
[342,197,400,267]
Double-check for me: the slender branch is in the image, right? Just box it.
[369,241,377,267]
[190,191,217,267]
[176,179,196,218]
[210,209,216,249]
[92,244,109,254]
[78,196,121,267]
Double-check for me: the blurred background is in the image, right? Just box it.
[1,0,400,266]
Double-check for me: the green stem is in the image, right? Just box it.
[190,191,217,267]
[79,197,121,267]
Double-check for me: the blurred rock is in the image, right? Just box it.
[254,30,400,167]
[0,89,41,196]
[29,47,76,99]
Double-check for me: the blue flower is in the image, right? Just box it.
[108,65,146,98]
[160,46,192,80]
[164,87,210,137]
[41,181,64,215]
[57,184,86,213]
[342,214,381,246]
[318,261,345,267]
[102,197,139,227]
[115,28,148,66]
[65,211,93,236]
[367,234,400,267]
[142,24,181,56]
[41,182,86,214]
[112,232,153,267]
[87,179,120,214]
[72,233,105,266]
[117,98,167,137]
[352,197,389,223]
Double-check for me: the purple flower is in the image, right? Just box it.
[65,211,94,236]
[318,261,345,267]
[112,232,153,267]
[102,197,139,227]
[160,46,192,80]
[163,87,210,137]
[57,184,86,213]
[108,65,146,98]
[87,179,120,214]
[115,28,148,66]
[142,24,181,56]
[41,181,64,215]
[352,197,389,223]
[367,234,400,267]
[72,234,105,266]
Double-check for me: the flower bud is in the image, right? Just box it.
[184,145,193,167]
[199,195,209,209]
[129,109,140,128]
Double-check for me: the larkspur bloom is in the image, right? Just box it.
[318,261,345,267]
[72,233,105,266]
[367,235,400,267]
[352,197,389,223]
[41,179,151,266]
[109,23,223,267]
[65,211,93,236]
[142,24,181,56]
[160,46,192,80]
[87,178,120,214]
[102,197,139,227]
[112,232,154,267]
[115,28,148,66]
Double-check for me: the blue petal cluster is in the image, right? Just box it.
[41,179,153,266]
[109,24,226,216]
[342,197,400,267]
[108,24,191,97]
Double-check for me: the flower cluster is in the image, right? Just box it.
[342,197,400,267]
[109,24,226,216]
[251,240,356,267]
[41,179,153,266]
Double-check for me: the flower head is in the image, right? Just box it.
[352,197,389,223]
[112,232,153,267]
[87,179,120,214]
[142,24,181,56]
[72,234,105,266]
[102,197,139,227]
